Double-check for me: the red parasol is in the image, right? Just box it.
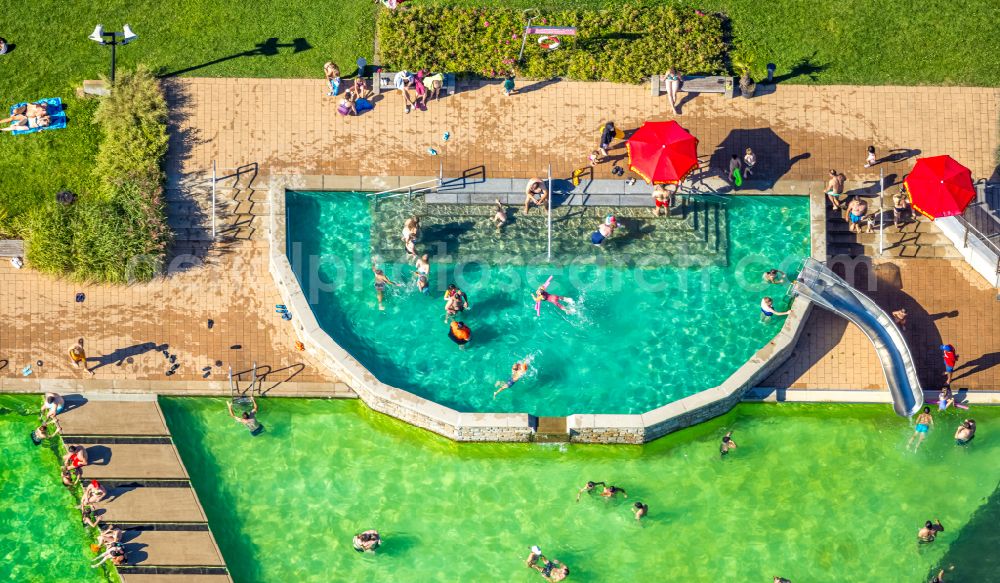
[903,155,975,219]
[626,121,699,184]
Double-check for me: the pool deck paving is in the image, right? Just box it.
[1,77,998,400]
[59,397,232,580]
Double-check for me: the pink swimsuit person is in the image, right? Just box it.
[535,288,568,312]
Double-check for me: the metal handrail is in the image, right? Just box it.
[366,177,440,199]
[957,214,1000,256]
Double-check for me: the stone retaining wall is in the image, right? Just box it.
[268,177,823,444]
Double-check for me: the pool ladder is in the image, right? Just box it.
[229,362,261,402]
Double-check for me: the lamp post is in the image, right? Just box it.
[88,24,137,84]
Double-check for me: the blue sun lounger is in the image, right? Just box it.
[7,97,67,135]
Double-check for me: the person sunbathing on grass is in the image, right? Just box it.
[1,110,50,131]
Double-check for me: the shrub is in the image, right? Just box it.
[25,67,171,283]
[378,5,727,83]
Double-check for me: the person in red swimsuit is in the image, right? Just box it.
[940,344,958,386]
[64,444,89,469]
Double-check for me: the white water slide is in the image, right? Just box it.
[793,258,923,417]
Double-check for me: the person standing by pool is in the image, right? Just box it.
[892,308,908,331]
[69,339,93,375]
[825,169,846,210]
[720,431,737,457]
[633,502,649,521]
[760,297,790,322]
[917,519,944,543]
[227,395,263,436]
[524,178,549,214]
[372,263,400,311]
[323,62,341,96]
[575,481,606,502]
[651,184,671,216]
[847,197,868,234]
[940,344,958,386]
[763,269,786,284]
[743,147,757,177]
[494,361,529,398]
[598,122,617,159]
[728,154,742,189]
[908,406,934,451]
[954,419,976,445]
[892,187,910,230]
[40,392,65,420]
[502,74,516,97]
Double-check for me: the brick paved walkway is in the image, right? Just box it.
[165,78,999,186]
[0,240,336,389]
[765,259,1000,391]
[2,78,998,392]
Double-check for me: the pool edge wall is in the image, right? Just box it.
[268,176,823,444]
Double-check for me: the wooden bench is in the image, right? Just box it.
[651,75,734,98]
[0,239,24,257]
[372,71,456,96]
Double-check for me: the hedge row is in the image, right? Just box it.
[377,5,727,83]
[25,67,171,283]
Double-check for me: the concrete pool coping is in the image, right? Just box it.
[267,175,824,443]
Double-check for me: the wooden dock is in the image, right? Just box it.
[59,395,232,582]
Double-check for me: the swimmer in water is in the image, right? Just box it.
[493,199,508,231]
[62,466,81,489]
[601,485,627,499]
[443,284,469,322]
[533,285,570,313]
[448,321,471,345]
[954,419,975,445]
[415,254,430,277]
[31,418,61,445]
[494,361,529,397]
[720,431,737,457]
[543,560,569,582]
[760,297,790,322]
[763,269,786,284]
[227,395,263,436]
[908,406,934,451]
[372,262,400,311]
[576,480,606,502]
[917,519,944,543]
[633,502,649,521]
[413,272,429,294]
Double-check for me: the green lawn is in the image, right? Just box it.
[429,0,1000,86]
[0,0,376,234]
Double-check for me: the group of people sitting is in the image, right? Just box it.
[323,62,374,116]
[1,101,50,132]
[36,393,128,568]
[393,70,444,114]
[826,171,912,233]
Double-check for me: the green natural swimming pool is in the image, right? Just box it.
[162,397,998,583]
[285,191,810,416]
[0,395,112,583]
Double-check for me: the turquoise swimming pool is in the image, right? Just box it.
[286,192,809,415]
